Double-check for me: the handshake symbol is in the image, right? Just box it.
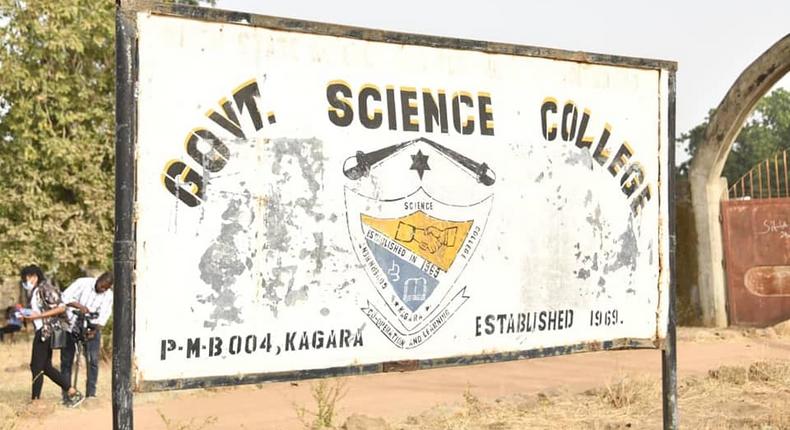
[395,222,458,253]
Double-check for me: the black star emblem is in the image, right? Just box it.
[410,150,430,179]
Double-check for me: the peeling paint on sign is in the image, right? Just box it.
[133,13,670,385]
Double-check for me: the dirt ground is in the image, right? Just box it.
[1,325,789,430]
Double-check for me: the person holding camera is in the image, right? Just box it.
[22,265,84,407]
[60,272,113,401]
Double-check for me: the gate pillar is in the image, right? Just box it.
[690,34,790,327]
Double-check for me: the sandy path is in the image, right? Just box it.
[21,331,790,429]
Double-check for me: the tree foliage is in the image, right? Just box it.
[0,1,217,284]
[0,0,215,280]
[679,87,790,183]
[0,0,115,282]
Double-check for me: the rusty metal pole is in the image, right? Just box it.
[113,1,135,429]
[662,71,679,430]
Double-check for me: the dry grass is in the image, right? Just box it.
[4,324,789,429]
[0,332,113,427]
[294,378,348,429]
[678,319,790,344]
[157,408,219,430]
[396,360,790,430]
[773,319,790,337]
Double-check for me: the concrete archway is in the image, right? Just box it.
[690,34,790,327]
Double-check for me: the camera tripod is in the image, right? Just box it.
[70,335,87,391]
[67,309,99,398]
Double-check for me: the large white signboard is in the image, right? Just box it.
[133,10,672,389]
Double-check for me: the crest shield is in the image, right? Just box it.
[343,138,495,348]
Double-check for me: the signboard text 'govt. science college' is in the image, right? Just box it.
[132,6,674,390]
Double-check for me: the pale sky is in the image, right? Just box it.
[213,0,789,141]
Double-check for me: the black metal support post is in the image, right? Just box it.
[662,71,679,430]
[113,2,135,429]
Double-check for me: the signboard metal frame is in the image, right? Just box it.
[114,2,677,429]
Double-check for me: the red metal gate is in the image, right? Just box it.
[721,198,790,326]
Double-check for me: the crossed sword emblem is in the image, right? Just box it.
[342,137,496,186]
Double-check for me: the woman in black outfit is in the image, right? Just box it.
[21,265,83,407]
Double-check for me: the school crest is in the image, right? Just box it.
[344,137,494,348]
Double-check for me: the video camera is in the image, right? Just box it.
[72,309,100,343]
